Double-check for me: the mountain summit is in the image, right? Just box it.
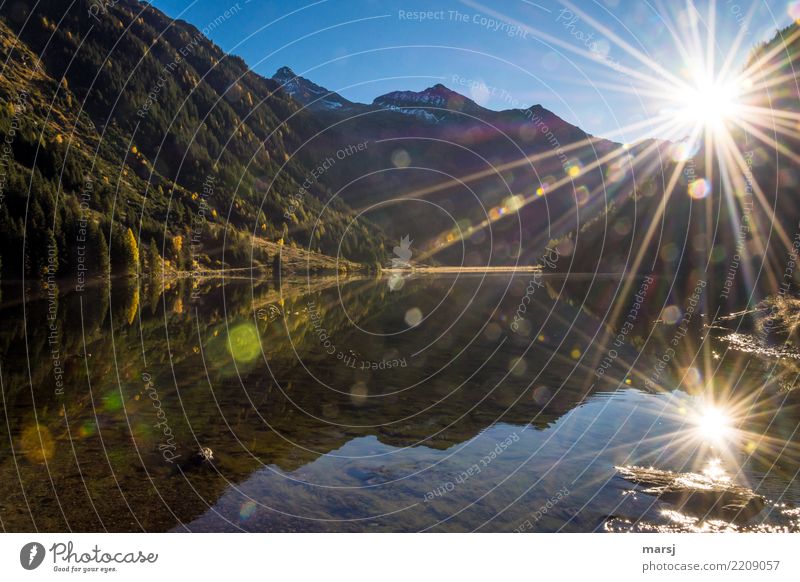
[272,66,355,111]
[373,84,486,122]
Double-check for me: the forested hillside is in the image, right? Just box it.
[0,0,387,283]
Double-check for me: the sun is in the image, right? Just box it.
[677,76,741,128]
[680,81,738,128]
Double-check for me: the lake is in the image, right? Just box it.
[1,273,799,532]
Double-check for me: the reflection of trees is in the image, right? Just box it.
[124,282,139,325]
[0,275,625,531]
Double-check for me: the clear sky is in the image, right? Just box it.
[149,0,793,141]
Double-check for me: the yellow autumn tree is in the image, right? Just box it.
[172,234,186,270]
[126,284,140,325]
[124,228,139,276]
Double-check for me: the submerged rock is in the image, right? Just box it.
[177,447,215,472]
[616,465,765,523]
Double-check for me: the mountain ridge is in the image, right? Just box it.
[270,67,598,132]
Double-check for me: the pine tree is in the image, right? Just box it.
[148,238,162,282]
[97,228,110,280]
[272,252,281,281]
[28,201,57,278]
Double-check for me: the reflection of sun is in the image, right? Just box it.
[693,404,734,443]
[701,458,731,482]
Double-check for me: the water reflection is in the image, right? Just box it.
[0,274,798,531]
[692,406,735,444]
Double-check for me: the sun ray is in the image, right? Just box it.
[558,0,693,89]
[731,116,800,166]
[712,126,786,293]
[462,0,691,96]
[717,2,763,82]
[410,124,684,262]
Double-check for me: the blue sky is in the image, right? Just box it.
[149,0,792,141]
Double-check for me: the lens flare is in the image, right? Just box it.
[693,405,734,443]
[688,178,711,199]
[671,139,699,162]
[790,2,800,24]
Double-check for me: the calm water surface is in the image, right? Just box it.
[1,274,799,531]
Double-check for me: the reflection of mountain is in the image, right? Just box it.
[0,275,615,531]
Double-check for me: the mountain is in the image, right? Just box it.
[372,83,488,123]
[268,30,799,311]
[0,0,387,284]
[0,0,634,284]
[2,0,794,303]
[270,68,629,268]
[272,66,357,112]
[269,71,489,122]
